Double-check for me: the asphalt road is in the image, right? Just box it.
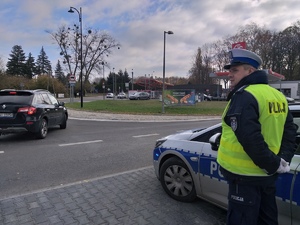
[0,118,220,199]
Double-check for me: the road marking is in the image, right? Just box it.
[133,133,159,138]
[0,166,153,201]
[0,151,4,154]
[59,140,103,147]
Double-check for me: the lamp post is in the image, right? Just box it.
[162,30,174,113]
[68,6,83,108]
[113,67,115,100]
[131,69,134,90]
[102,62,105,100]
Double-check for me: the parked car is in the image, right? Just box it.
[198,93,213,101]
[106,93,114,98]
[153,103,300,225]
[0,89,68,139]
[129,92,150,100]
[117,92,127,99]
[286,96,295,103]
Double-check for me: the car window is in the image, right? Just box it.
[292,116,300,134]
[47,94,59,105]
[191,126,222,143]
[41,93,51,105]
[0,91,33,104]
[33,94,44,104]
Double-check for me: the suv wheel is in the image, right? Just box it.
[60,114,67,129]
[35,118,48,139]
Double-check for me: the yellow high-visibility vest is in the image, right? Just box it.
[217,84,288,176]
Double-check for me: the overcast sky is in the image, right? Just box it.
[0,0,299,80]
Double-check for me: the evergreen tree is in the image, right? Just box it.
[120,69,130,92]
[36,46,52,75]
[0,56,5,75]
[24,52,36,79]
[6,45,26,76]
[123,69,130,82]
[54,60,67,84]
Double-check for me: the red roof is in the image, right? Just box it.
[134,77,174,89]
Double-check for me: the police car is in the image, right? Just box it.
[153,103,300,225]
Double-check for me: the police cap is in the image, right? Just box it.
[224,49,263,70]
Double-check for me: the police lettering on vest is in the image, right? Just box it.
[268,102,286,114]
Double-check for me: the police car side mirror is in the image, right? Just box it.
[209,133,221,151]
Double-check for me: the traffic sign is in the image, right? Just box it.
[69,74,76,81]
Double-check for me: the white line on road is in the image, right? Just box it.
[133,133,159,138]
[0,151,4,153]
[0,166,153,201]
[59,140,103,147]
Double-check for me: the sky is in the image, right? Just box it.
[0,0,300,81]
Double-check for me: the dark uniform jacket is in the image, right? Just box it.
[220,70,297,185]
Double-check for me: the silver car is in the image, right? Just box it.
[106,93,114,98]
[117,92,127,99]
[153,103,300,225]
[129,92,150,100]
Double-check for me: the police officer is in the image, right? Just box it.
[217,48,297,225]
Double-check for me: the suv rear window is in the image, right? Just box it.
[0,91,33,105]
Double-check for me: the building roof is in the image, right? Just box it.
[134,76,174,89]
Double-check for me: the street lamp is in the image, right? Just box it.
[162,30,174,113]
[68,6,83,108]
[113,67,115,100]
[131,69,134,90]
[102,62,105,100]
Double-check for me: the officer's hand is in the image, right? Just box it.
[277,158,290,173]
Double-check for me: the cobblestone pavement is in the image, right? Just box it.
[0,167,226,225]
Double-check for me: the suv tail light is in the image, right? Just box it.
[18,107,37,115]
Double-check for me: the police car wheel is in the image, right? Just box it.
[160,157,197,202]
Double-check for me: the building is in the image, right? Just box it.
[209,69,300,99]
[269,80,300,100]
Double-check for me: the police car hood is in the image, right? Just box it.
[161,123,221,141]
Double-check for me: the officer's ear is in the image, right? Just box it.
[244,65,256,74]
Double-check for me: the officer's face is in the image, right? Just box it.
[228,65,254,87]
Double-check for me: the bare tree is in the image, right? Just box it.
[188,47,203,84]
[48,25,120,87]
[201,44,214,85]
[277,25,300,80]
[188,21,300,85]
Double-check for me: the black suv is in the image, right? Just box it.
[0,89,68,139]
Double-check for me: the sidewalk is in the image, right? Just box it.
[68,109,221,122]
[0,167,226,225]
